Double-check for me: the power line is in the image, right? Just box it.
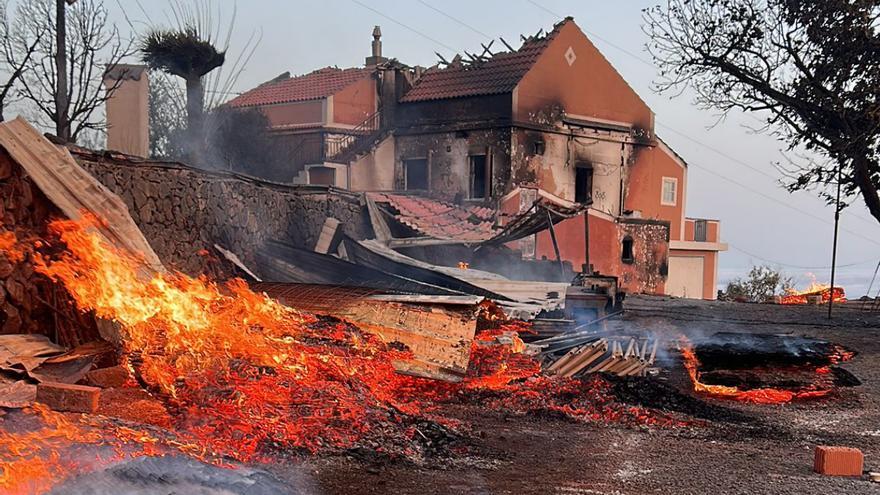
[657,122,880,229]
[728,243,877,270]
[349,0,880,250]
[417,0,491,39]
[687,160,880,247]
[349,0,460,53]
[524,0,655,67]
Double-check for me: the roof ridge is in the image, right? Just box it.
[400,19,568,103]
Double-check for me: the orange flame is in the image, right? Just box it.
[680,339,833,404]
[31,214,420,459]
[0,230,26,263]
[0,213,689,492]
[781,279,846,305]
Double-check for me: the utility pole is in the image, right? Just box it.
[55,0,76,142]
[828,162,843,319]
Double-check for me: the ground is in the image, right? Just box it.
[276,296,880,495]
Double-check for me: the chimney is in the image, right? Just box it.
[103,64,149,157]
[365,25,387,66]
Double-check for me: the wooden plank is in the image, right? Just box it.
[314,217,342,254]
[265,287,478,380]
[365,196,392,243]
[554,339,606,376]
[0,118,163,274]
[560,345,607,377]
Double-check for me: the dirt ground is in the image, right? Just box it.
[274,296,880,495]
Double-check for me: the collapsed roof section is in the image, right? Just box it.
[400,19,570,103]
[368,187,587,248]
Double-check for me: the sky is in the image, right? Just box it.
[87,1,880,296]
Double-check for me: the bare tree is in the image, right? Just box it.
[0,0,46,122]
[644,1,880,223]
[15,0,131,143]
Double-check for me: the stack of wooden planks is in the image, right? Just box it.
[543,337,658,378]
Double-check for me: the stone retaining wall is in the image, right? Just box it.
[73,150,372,277]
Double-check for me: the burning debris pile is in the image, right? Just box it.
[781,282,846,305]
[680,332,857,404]
[0,213,689,494]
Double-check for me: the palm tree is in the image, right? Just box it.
[140,27,224,160]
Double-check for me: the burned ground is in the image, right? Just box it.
[283,296,880,495]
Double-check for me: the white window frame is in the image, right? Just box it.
[661,177,678,206]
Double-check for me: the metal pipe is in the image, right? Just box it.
[546,209,566,281]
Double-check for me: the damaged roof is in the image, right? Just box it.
[370,187,586,246]
[399,19,569,103]
[228,67,373,108]
[369,193,496,242]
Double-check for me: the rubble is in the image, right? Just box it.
[35,382,100,413]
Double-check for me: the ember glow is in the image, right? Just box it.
[31,214,421,459]
[0,214,689,493]
[780,281,846,305]
[679,339,846,404]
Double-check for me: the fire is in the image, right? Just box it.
[30,214,421,460]
[680,340,834,404]
[0,230,26,263]
[0,213,690,493]
[781,279,846,305]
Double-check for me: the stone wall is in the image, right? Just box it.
[73,150,372,277]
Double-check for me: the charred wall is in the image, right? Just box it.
[618,218,669,295]
[510,126,628,214]
[74,150,371,277]
[394,94,512,128]
[394,128,512,201]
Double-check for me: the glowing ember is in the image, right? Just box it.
[781,280,846,305]
[0,214,689,493]
[30,214,421,460]
[0,230,26,263]
[680,339,844,404]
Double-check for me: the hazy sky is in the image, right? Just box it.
[102,0,880,295]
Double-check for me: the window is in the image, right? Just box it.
[621,236,634,264]
[661,177,678,206]
[308,166,335,186]
[533,140,545,155]
[405,158,428,190]
[694,219,707,242]
[469,154,489,199]
[575,165,593,204]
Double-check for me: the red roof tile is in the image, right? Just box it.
[229,67,373,108]
[369,193,498,242]
[399,21,566,103]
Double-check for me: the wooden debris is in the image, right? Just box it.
[314,217,342,255]
[541,336,661,378]
[35,382,100,413]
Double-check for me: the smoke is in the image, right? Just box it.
[48,455,314,495]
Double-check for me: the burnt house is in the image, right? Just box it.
[115,18,726,299]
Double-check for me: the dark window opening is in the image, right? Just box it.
[533,140,545,155]
[405,158,428,190]
[694,220,707,242]
[621,236,634,264]
[575,165,593,204]
[308,166,335,186]
[469,155,489,199]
